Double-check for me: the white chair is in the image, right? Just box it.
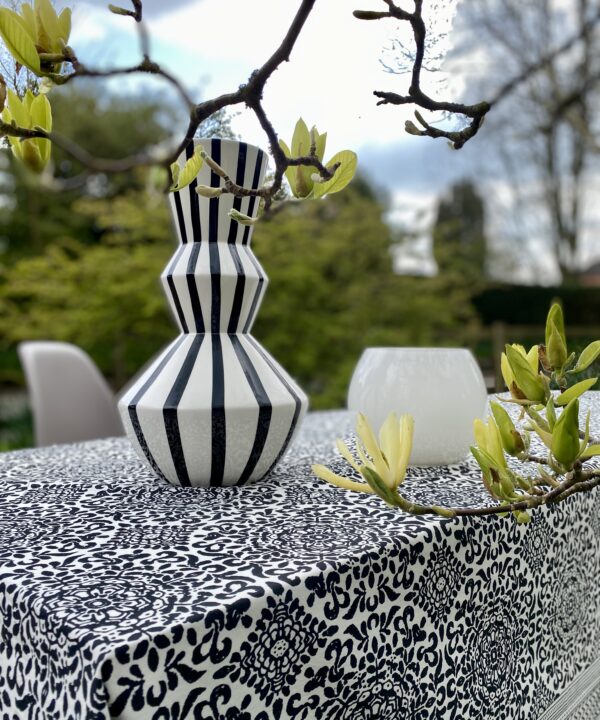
[18,341,124,447]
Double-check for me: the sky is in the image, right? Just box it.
[71,0,597,283]
[73,0,468,225]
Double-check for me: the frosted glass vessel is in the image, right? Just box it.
[347,348,488,466]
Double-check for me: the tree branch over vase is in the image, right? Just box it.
[0,0,597,207]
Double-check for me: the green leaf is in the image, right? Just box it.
[580,410,591,456]
[581,444,600,460]
[30,93,52,165]
[291,117,310,158]
[280,137,312,198]
[555,377,597,406]
[313,150,358,199]
[169,161,180,186]
[0,8,41,73]
[30,93,51,131]
[551,398,580,466]
[528,419,553,450]
[57,7,71,42]
[290,118,313,196]
[547,319,567,369]
[505,344,545,403]
[170,147,203,192]
[545,303,566,349]
[36,0,62,48]
[571,340,600,374]
[7,90,30,128]
[312,126,327,162]
[20,4,37,40]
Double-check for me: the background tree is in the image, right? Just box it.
[432,180,487,283]
[0,86,171,260]
[453,0,600,282]
[0,171,480,409]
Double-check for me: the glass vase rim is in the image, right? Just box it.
[359,347,476,354]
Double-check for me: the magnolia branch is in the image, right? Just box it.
[354,0,600,149]
[392,463,600,519]
[1,0,330,208]
[2,0,598,189]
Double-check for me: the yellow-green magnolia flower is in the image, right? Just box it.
[169,146,203,193]
[473,416,507,470]
[2,89,52,173]
[312,412,414,501]
[0,0,71,77]
[551,398,581,467]
[502,344,545,403]
[279,118,357,200]
[489,401,525,456]
[471,416,525,507]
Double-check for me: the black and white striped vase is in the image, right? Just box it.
[118,139,308,488]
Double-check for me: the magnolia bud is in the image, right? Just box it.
[547,320,568,369]
[490,402,524,456]
[108,4,133,15]
[505,345,546,403]
[545,303,566,350]
[551,398,580,467]
[404,120,423,136]
[228,209,258,226]
[196,185,224,198]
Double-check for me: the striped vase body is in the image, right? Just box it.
[118,139,308,487]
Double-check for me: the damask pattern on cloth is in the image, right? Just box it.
[0,404,599,719]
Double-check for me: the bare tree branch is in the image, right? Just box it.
[354,0,600,148]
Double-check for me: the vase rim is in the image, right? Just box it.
[191,137,267,155]
[361,347,474,353]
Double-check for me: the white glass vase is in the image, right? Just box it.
[348,348,487,466]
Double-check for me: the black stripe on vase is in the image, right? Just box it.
[241,149,267,332]
[127,335,187,480]
[228,142,248,334]
[209,138,222,334]
[186,241,205,333]
[242,149,266,245]
[210,334,226,487]
[166,244,189,333]
[186,142,202,243]
[163,334,205,487]
[245,334,303,477]
[230,335,272,485]
[241,248,265,334]
[173,191,187,245]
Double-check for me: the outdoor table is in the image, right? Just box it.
[1,402,600,719]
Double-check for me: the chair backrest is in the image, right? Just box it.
[18,341,124,447]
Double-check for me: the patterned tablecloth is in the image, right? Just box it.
[1,403,600,720]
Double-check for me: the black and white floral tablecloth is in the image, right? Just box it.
[1,402,600,720]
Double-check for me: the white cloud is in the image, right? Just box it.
[143,0,460,152]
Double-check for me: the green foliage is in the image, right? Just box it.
[253,178,480,408]
[0,190,174,386]
[0,174,480,414]
[433,181,487,284]
[0,87,171,261]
